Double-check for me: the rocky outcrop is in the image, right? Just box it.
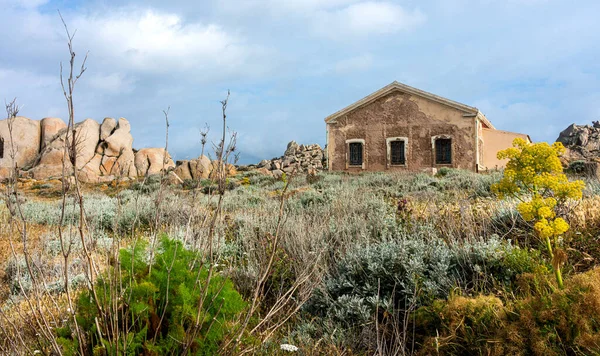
[172,155,237,182]
[556,122,600,178]
[100,117,117,141]
[253,141,325,175]
[557,122,600,162]
[29,118,138,182]
[95,118,136,177]
[40,117,67,149]
[174,155,211,180]
[0,115,324,184]
[134,148,175,177]
[210,161,237,179]
[0,115,176,183]
[0,117,41,176]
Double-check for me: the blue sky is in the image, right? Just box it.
[1,0,599,163]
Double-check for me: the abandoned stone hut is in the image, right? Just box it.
[325,81,530,173]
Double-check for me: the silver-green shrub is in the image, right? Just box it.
[305,232,538,326]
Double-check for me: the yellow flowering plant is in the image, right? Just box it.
[492,138,584,289]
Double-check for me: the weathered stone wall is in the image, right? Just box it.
[327,91,477,172]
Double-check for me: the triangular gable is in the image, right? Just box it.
[324,81,495,129]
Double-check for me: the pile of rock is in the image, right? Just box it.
[556,121,600,178]
[254,141,325,178]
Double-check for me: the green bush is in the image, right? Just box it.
[298,189,331,208]
[201,179,240,194]
[306,172,323,185]
[182,178,200,190]
[31,183,54,190]
[436,167,452,177]
[57,237,246,355]
[130,174,163,194]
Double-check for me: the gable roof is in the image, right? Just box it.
[324,81,495,129]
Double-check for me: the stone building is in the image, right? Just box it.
[325,81,529,173]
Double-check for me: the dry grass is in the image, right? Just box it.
[0,171,599,354]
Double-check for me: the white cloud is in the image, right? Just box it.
[314,1,426,38]
[70,10,252,74]
[87,72,137,94]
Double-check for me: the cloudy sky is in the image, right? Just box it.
[1,0,599,163]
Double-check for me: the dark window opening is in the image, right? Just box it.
[390,140,406,165]
[349,142,363,166]
[0,137,4,159]
[435,138,452,164]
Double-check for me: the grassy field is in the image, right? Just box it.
[1,169,600,355]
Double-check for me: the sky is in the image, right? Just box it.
[1,0,599,164]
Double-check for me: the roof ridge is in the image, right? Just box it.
[324,81,481,124]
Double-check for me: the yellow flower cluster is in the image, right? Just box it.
[534,217,570,239]
[517,195,556,221]
[533,172,585,201]
[494,140,562,191]
[493,138,582,289]
[492,139,584,202]
[492,138,585,241]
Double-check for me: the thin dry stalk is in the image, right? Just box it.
[148,107,171,273]
[183,91,236,353]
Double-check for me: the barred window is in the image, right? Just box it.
[349,142,363,166]
[435,138,452,164]
[390,140,405,165]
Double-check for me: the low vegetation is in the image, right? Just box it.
[2,141,600,354]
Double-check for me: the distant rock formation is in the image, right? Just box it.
[557,122,600,162]
[0,116,324,184]
[174,155,211,180]
[556,121,600,178]
[0,116,172,183]
[0,116,41,178]
[134,148,175,176]
[171,155,237,182]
